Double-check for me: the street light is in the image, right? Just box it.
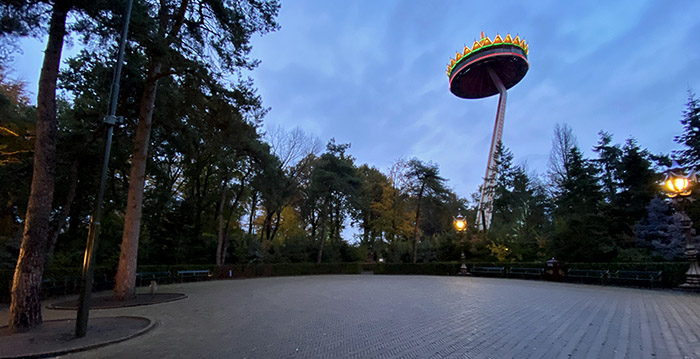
[662,161,700,289]
[453,212,469,276]
[74,0,133,338]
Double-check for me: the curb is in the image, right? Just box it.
[47,293,187,310]
[1,316,156,359]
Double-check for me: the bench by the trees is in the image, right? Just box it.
[565,269,609,285]
[471,266,505,277]
[136,271,172,286]
[40,274,113,298]
[508,267,544,279]
[608,270,662,288]
[177,270,211,282]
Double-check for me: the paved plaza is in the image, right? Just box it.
[2,275,700,358]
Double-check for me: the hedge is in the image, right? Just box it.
[565,262,689,288]
[0,261,693,303]
[213,263,362,279]
[0,263,361,303]
[370,262,543,276]
[371,261,691,288]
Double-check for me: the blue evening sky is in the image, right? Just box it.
[9,0,700,203]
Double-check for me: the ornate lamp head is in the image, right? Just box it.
[663,161,695,198]
[453,212,467,232]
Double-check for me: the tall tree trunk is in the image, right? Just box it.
[333,205,341,242]
[262,211,274,243]
[8,0,68,333]
[219,176,247,264]
[248,191,257,235]
[222,213,234,264]
[114,64,162,300]
[215,177,227,266]
[46,159,79,265]
[362,213,370,246]
[269,211,281,242]
[193,165,211,241]
[310,209,317,240]
[316,198,329,264]
[412,184,425,264]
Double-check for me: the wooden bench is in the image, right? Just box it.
[136,271,172,286]
[508,267,544,279]
[41,278,61,298]
[61,275,82,294]
[565,269,609,285]
[92,273,114,291]
[608,270,662,288]
[471,266,505,277]
[178,270,210,282]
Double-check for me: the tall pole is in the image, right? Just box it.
[476,67,507,231]
[676,201,700,289]
[75,0,133,338]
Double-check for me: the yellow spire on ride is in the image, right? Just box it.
[446,32,529,77]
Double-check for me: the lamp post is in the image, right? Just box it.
[662,161,700,289]
[74,0,133,338]
[453,213,469,275]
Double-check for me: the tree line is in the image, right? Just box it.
[1,0,699,333]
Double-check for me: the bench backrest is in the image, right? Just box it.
[614,270,662,279]
[137,271,171,277]
[568,269,608,276]
[510,267,543,272]
[178,270,210,275]
[473,266,505,272]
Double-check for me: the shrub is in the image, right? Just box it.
[214,263,361,278]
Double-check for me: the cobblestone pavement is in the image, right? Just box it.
[3,275,700,358]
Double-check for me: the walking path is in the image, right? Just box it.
[1,275,699,358]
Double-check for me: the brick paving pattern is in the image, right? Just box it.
[3,275,700,358]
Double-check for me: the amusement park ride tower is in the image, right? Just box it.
[446,32,529,230]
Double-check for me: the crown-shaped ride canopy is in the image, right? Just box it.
[446,32,529,77]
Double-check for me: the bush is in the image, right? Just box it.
[374,263,461,275]
[565,262,689,288]
[0,269,11,303]
[371,261,690,288]
[213,263,361,279]
[0,261,691,303]
[373,262,546,276]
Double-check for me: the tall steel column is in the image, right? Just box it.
[75,0,132,338]
[476,67,507,230]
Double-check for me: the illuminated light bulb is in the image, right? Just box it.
[472,40,481,50]
[675,177,689,192]
[463,45,471,56]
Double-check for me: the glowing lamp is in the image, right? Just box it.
[453,213,467,232]
[662,161,694,198]
[665,177,690,196]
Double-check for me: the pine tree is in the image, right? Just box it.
[113,0,279,300]
[405,159,447,263]
[635,198,684,261]
[551,147,611,261]
[674,91,700,167]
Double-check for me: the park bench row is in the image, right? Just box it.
[135,270,212,285]
[471,266,544,279]
[41,274,114,298]
[40,270,212,298]
[470,266,662,288]
[566,269,662,287]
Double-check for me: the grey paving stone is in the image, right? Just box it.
[2,275,699,358]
